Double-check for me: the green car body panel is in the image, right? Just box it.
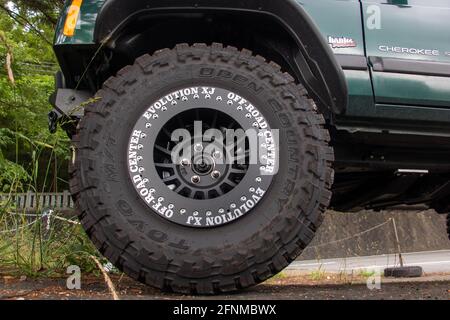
[362,0,450,121]
[54,0,106,45]
[53,0,450,130]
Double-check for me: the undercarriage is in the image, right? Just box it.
[332,130,450,213]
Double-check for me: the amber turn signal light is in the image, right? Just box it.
[63,0,83,37]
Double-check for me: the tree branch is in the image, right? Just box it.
[0,5,52,46]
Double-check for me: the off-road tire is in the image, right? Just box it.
[384,266,423,278]
[69,43,334,294]
[447,214,450,240]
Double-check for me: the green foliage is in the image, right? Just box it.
[0,2,96,278]
[0,1,69,193]
[309,267,326,281]
[358,269,377,278]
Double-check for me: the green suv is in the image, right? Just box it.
[50,0,450,294]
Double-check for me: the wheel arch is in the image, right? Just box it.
[93,0,348,118]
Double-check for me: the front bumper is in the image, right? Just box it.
[48,72,91,134]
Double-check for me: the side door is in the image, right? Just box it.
[300,0,375,117]
[361,0,450,113]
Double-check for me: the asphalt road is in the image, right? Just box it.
[289,250,450,274]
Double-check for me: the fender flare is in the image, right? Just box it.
[94,0,348,115]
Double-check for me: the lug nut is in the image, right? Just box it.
[212,151,222,159]
[180,158,190,167]
[194,144,203,152]
[191,175,201,184]
[211,170,221,179]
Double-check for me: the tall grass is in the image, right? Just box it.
[0,131,101,278]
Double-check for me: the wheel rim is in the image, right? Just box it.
[127,86,278,228]
[154,108,249,200]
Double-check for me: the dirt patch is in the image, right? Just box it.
[1,274,449,300]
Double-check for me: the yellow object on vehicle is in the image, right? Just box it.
[63,0,83,37]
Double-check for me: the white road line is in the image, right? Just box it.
[341,261,450,270]
[307,250,450,261]
[349,265,386,270]
[291,260,450,268]
[287,252,450,273]
[413,260,450,265]
[293,262,336,267]
[401,249,450,255]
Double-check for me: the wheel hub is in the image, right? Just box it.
[176,150,228,191]
[192,155,214,176]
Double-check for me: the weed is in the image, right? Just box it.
[358,269,377,278]
[309,267,326,281]
[0,207,101,277]
[271,272,287,280]
[0,132,102,278]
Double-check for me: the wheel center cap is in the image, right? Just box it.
[192,155,214,176]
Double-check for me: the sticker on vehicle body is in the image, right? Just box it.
[328,36,357,49]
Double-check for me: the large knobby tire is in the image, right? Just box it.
[447,214,450,241]
[70,43,334,294]
[384,266,423,278]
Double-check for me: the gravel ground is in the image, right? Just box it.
[1,273,449,300]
